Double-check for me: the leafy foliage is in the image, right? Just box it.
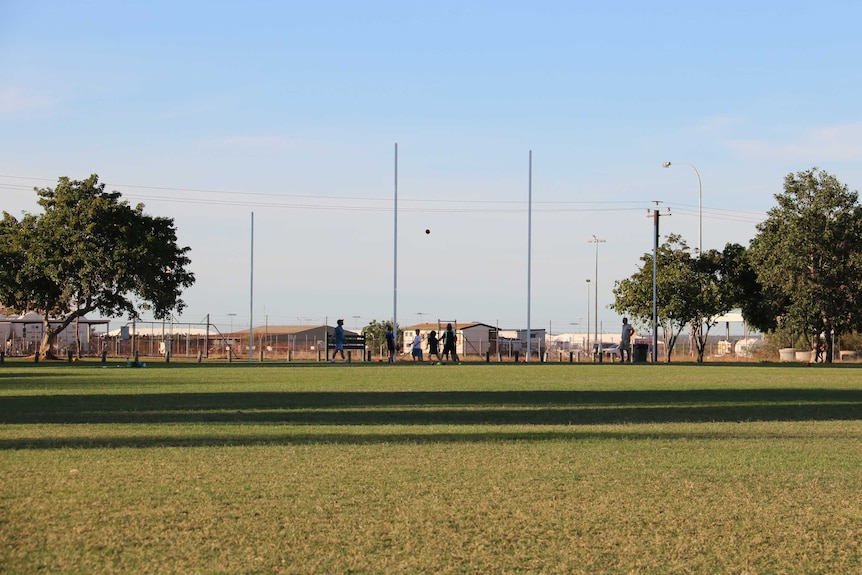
[749,168,862,362]
[0,175,195,356]
[612,234,736,362]
[361,319,403,352]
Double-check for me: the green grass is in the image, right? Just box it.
[1,362,861,574]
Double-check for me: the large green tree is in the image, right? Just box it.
[714,243,786,333]
[749,168,862,362]
[612,234,736,362]
[0,175,195,357]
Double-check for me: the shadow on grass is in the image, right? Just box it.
[2,389,860,424]
[1,389,861,449]
[6,425,859,450]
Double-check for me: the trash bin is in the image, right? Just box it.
[633,343,649,363]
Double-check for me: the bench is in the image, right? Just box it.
[326,333,367,361]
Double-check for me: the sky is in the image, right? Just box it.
[3,0,862,336]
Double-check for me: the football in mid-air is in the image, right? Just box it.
[425,229,430,234]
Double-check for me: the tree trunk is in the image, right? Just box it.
[39,325,56,359]
[40,316,73,359]
[693,322,706,363]
[824,329,834,364]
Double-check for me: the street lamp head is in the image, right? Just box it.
[662,161,672,168]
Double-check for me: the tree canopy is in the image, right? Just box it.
[0,175,195,357]
[749,168,862,362]
[612,234,736,362]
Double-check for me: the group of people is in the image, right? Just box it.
[332,319,459,364]
[382,323,459,364]
[335,318,637,364]
[407,323,459,364]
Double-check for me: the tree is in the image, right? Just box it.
[361,319,389,352]
[361,319,401,357]
[0,175,195,357]
[749,168,862,363]
[716,243,787,334]
[612,234,735,362]
[612,235,691,361]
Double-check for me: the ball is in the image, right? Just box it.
[425,229,430,234]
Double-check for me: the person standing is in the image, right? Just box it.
[442,323,459,364]
[620,317,635,363]
[331,319,346,362]
[411,329,423,362]
[427,330,442,364]
[384,324,396,363]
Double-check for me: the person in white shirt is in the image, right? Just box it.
[411,329,423,362]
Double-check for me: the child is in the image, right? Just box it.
[427,330,442,364]
[411,329,423,362]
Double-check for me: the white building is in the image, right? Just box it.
[1,312,107,355]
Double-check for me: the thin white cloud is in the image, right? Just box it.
[726,122,862,162]
[200,136,309,152]
[690,115,743,135]
[0,87,56,114]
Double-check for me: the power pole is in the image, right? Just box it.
[650,204,670,363]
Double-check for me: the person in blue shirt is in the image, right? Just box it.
[384,324,396,363]
[331,319,346,362]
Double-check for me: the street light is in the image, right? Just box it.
[352,315,361,332]
[569,322,578,352]
[227,313,236,349]
[416,312,433,326]
[662,161,702,254]
[588,235,606,360]
[586,279,591,356]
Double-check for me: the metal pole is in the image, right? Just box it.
[249,211,254,364]
[695,168,702,255]
[662,162,702,254]
[589,236,605,359]
[393,143,398,355]
[526,150,532,362]
[586,279,590,357]
[652,209,659,363]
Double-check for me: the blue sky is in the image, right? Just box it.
[3,1,862,336]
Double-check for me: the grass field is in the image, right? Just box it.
[1,361,860,574]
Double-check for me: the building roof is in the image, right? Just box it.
[714,312,745,323]
[0,312,109,325]
[230,325,358,336]
[401,321,496,330]
[106,325,212,337]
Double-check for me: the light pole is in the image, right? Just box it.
[662,161,702,254]
[664,161,702,357]
[227,313,236,350]
[588,235,605,360]
[352,315,361,332]
[586,279,591,357]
